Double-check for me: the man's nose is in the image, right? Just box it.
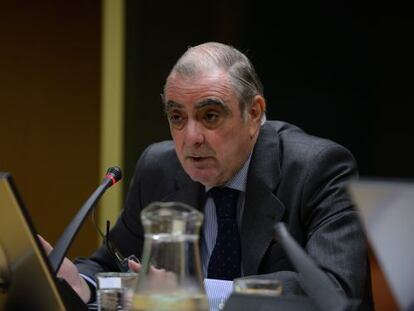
[184,120,205,145]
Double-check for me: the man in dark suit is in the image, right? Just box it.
[42,42,372,307]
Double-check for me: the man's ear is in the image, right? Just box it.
[248,95,266,135]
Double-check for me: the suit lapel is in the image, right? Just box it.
[159,167,205,211]
[241,123,286,275]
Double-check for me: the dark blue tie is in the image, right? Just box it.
[207,187,241,280]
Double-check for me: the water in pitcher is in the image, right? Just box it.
[131,202,209,311]
[132,293,209,311]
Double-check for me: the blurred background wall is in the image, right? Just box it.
[0,1,101,258]
[1,1,412,309]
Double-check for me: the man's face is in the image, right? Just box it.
[164,69,263,187]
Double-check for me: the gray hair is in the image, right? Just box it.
[164,42,266,122]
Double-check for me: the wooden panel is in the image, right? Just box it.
[0,1,101,259]
[369,247,399,310]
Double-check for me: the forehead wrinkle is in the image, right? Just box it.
[167,83,231,99]
[194,98,229,111]
[166,70,234,98]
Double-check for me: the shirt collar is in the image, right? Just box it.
[205,153,252,193]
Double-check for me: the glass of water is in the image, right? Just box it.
[233,278,282,296]
[96,272,139,311]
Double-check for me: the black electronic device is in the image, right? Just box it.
[49,166,122,273]
[223,293,318,311]
[0,172,80,310]
[0,170,120,310]
[223,222,356,311]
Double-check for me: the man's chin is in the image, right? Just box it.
[187,170,222,187]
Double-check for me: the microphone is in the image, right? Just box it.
[49,166,122,274]
[273,222,352,311]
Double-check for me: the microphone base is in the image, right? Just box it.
[223,293,360,311]
[222,293,318,311]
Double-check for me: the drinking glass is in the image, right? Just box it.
[233,278,282,296]
[96,272,139,311]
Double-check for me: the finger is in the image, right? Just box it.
[37,234,53,255]
[128,260,141,272]
[150,266,165,274]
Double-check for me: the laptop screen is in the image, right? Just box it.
[0,172,65,310]
[348,179,414,310]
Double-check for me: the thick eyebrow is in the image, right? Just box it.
[165,98,230,114]
[195,98,230,113]
[164,100,183,112]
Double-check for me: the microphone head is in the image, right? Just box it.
[105,166,123,184]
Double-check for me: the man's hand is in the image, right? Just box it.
[127,259,141,272]
[37,235,91,303]
[128,260,178,291]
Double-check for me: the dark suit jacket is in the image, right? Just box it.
[76,121,372,308]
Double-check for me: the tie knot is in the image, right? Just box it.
[209,187,239,219]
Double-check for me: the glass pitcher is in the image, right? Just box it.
[131,201,209,311]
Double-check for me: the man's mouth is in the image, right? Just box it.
[189,156,207,161]
[187,156,213,163]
